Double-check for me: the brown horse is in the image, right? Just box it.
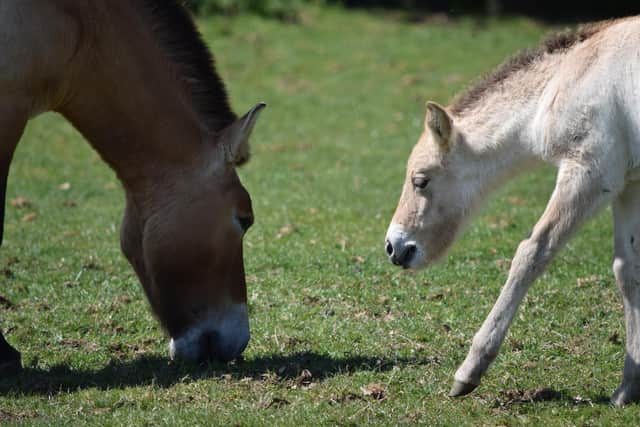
[0,0,265,371]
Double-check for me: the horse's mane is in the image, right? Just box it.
[450,20,611,116]
[139,0,237,132]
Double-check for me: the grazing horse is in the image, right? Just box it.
[385,17,640,405]
[0,0,265,371]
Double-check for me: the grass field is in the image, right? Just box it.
[1,6,638,426]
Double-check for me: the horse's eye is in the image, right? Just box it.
[237,215,254,232]
[412,176,430,189]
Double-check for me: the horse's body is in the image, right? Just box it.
[0,0,265,371]
[385,17,640,405]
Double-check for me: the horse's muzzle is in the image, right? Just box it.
[198,330,249,362]
[169,304,250,363]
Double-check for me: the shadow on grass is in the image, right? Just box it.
[493,387,612,407]
[0,351,437,396]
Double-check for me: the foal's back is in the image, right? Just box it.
[534,17,640,167]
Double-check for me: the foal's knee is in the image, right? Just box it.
[514,235,551,272]
[613,257,640,292]
[613,257,625,281]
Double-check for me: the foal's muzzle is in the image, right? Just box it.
[385,238,417,268]
[385,223,420,268]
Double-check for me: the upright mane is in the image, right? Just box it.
[138,0,237,132]
[450,20,611,116]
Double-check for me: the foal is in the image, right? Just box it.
[0,1,264,370]
[386,17,640,405]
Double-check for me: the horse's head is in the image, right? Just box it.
[385,102,472,269]
[121,104,265,363]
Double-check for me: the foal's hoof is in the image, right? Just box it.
[611,384,640,406]
[449,380,479,397]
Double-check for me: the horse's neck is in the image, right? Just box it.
[57,4,205,202]
[61,84,203,194]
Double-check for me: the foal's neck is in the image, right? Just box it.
[452,81,550,190]
[451,49,567,182]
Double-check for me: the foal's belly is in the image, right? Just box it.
[626,166,640,183]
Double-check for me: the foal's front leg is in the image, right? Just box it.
[450,162,614,396]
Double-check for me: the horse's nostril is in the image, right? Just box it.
[385,240,394,257]
[198,331,218,362]
[196,330,248,363]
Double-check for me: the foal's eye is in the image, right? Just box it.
[412,176,430,190]
[237,215,254,232]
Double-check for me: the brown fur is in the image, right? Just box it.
[0,0,260,359]
[450,20,610,116]
[137,0,237,133]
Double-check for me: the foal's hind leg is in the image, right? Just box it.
[0,101,30,374]
[611,182,640,406]
[450,161,616,397]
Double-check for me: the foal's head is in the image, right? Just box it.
[385,102,472,269]
[122,104,265,363]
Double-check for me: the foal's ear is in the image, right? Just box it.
[219,102,267,165]
[425,101,452,148]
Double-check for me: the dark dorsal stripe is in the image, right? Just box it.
[450,21,608,116]
[139,0,237,132]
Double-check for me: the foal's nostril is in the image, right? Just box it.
[389,243,417,267]
[385,240,394,257]
[405,244,417,260]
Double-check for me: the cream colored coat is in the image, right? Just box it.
[386,17,640,405]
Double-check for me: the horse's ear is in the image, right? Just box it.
[219,102,266,165]
[425,101,452,148]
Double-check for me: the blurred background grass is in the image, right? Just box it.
[185,0,638,22]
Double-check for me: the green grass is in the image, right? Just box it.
[1,6,636,425]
